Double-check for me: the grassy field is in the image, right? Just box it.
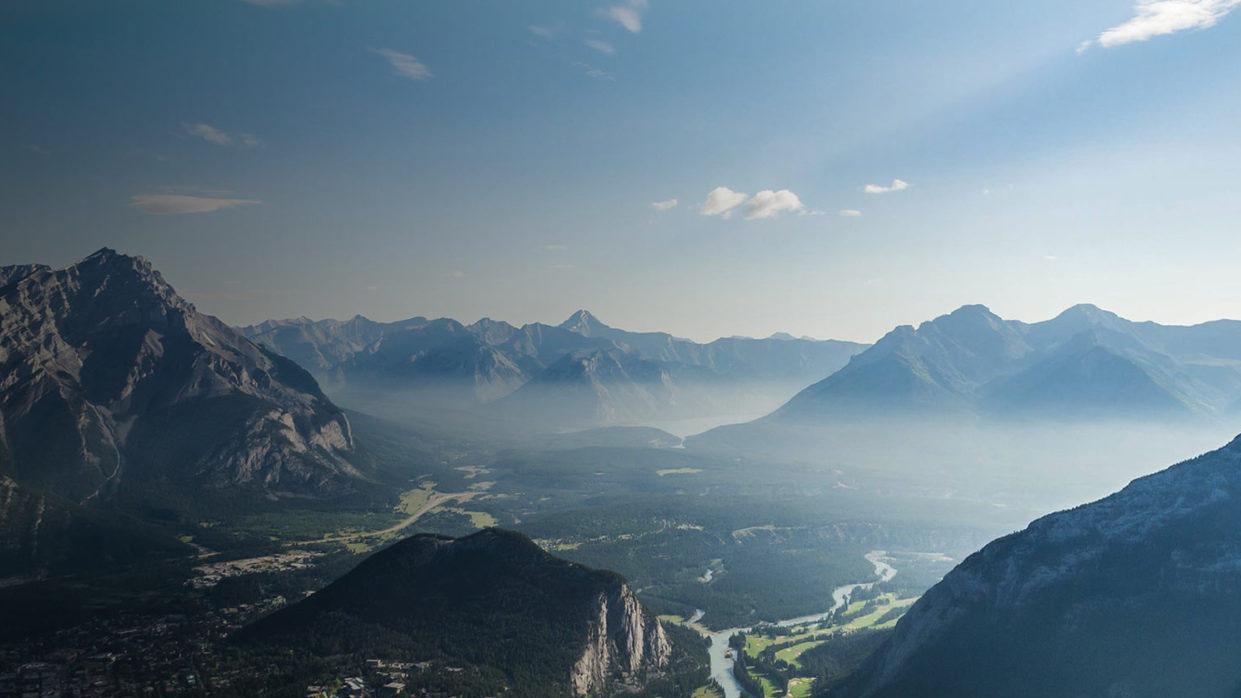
[839,593,917,632]
[775,639,827,667]
[734,592,920,693]
[447,507,498,528]
[746,625,826,658]
[786,677,815,698]
[396,484,437,515]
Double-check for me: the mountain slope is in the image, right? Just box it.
[237,528,676,697]
[839,434,1241,698]
[491,348,703,428]
[0,248,365,506]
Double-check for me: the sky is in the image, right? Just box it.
[2,0,1241,343]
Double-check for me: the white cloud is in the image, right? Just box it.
[744,189,804,220]
[184,123,231,146]
[585,38,616,54]
[372,48,433,81]
[651,198,678,211]
[183,122,261,148]
[572,62,615,80]
[699,187,748,218]
[838,209,863,217]
[528,24,560,40]
[130,194,260,215]
[601,0,648,33]
[863,179,909,194]
[1081,0,1241,51]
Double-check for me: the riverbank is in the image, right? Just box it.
[701,550,897,698]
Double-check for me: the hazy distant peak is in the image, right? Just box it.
[560,308,610,335]
[938,303,1002,323]
[1051,302,1123,324]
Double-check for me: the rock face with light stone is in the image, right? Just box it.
[0,248,364,505]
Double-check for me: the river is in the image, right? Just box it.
[703,550,897,698]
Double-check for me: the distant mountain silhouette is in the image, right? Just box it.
[769,303,1241,423]
[244,310,867,427]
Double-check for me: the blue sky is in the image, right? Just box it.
[3,0,1240,342]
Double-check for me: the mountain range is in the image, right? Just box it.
[840,432,1241,698]
[242,309,868,428]
[757,303,1241,424]
[237,528,697,697]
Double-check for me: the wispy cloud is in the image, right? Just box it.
[651,198,678,211]
[585,38,616,54]
[601,0,648,33]
[183,123,260,148]
[863,179,909,194]
[744,190,804,220]
[839,209,863,217]
[371,48,433,81]
[572,62,615,80]
[130,194,260,215]
[1081,0,1241,51]
[700,187,748,218]
[528,24,561,40]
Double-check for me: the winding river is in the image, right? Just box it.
[703,550,897,698]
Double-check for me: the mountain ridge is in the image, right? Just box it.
[243,309,868,427]
[767,303,1241,424]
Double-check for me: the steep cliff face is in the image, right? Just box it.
[0,248,363,504]
[239,528,674,697]
[841,434,1241,698]
[571,582,672,695]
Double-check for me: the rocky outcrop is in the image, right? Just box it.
[570,582,672,696]
[0,264,50,288]
[0,248,364,504]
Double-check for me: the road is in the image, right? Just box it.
[290,491,478,546]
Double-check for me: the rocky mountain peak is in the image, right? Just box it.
[560,309,608,336]
[0,249,364,504]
